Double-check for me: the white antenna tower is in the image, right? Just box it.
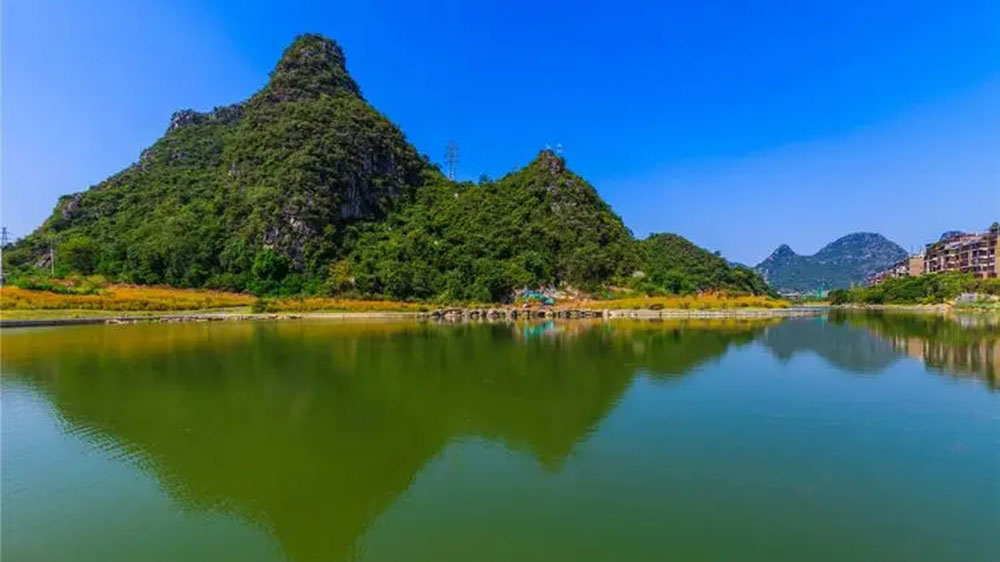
[444,141,459,181]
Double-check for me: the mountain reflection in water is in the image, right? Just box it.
[1,319,770,561]
[760,312,998,388]
[1,313,995,561]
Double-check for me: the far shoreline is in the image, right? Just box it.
[0,306,824,329]
[829,303,999,314]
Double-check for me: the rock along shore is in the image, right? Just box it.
[0,307,823,328]
[425,307,823,321]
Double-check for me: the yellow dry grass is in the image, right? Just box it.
[0,285,254,311]
[1,285,787,316]
[257,297,430,313]
[0,285,427,314]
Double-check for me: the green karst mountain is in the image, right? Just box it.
[638,234,770,295]
[4,34,769,300]
[346,151,639,301]
[5,34,428,293]
[755,232,907,293]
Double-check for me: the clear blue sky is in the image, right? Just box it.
[3,0,998,264]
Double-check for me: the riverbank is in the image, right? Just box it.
[0,306,822,328]
[0,284,809,327]
[831,303,1000,314]
[832,303,951,313]
[426,306,819,321]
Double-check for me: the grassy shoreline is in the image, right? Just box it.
[1,284,800,326]
[832,303,1000,314]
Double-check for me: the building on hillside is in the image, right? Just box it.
[924,223,999,279]
[905,253,925,276]
[868,253,926,286]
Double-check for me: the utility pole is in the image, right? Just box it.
[444,141,458,181]
[0,227,7,286]
[49,237,55,275]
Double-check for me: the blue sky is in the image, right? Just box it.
[3,0,998,264]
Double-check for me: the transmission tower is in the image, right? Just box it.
[444,141,459,181]
[0,227,6,285]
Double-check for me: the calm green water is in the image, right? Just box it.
[2,313,997,561]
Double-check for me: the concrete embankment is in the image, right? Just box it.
[831,304,951,313]
[0,313,303,328]
[0,312,426,328]
[425,307,823,321]
[0,307,823,328]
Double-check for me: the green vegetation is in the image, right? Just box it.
[633,234,770,295]
[9,272,107,295]
[343,151,638,302]
[828,272,1000,305]
[830,309,1000,347]
[3,34,771,303]
[3,35,426,296]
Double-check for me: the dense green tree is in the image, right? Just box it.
[830,273,1000,305]
[57,235,98,275]
[635,233,772,295]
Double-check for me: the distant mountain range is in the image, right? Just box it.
[755,233,907,293]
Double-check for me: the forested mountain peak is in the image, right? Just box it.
[501,149,622,224]
[525,149,566,174]
[163,35,361,134]
[262,34,361,103]
[764,244,796,261]
[5,33,426,291]
[638,234,770,295]
[813,232,898,262]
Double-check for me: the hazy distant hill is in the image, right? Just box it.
[755,233,907,292]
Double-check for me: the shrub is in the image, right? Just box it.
[830,273,1000,305]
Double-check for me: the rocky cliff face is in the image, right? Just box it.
[756,233,907,292]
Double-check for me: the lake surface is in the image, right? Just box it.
[2,312,997,561]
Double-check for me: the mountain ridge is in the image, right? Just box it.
[756,232,907,292]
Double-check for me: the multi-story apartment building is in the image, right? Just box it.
[925,223,999,279]
[868,254,925,285]
[868,223,998,286]
[906,253,926,277]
